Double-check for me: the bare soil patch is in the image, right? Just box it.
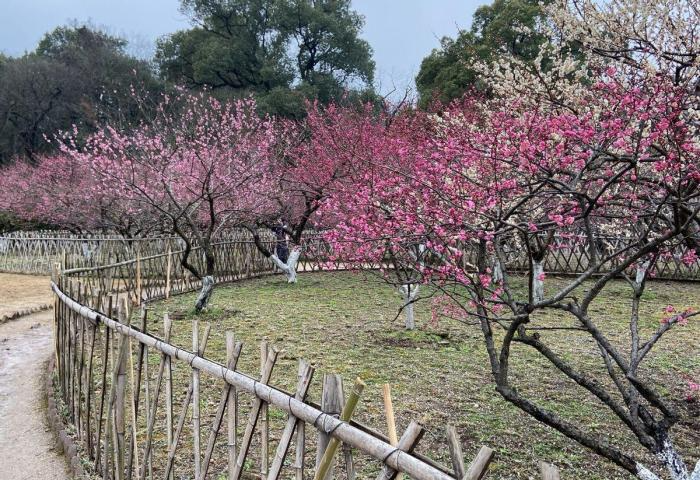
[0,273,52,319]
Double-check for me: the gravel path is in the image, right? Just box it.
[0,274,69,480]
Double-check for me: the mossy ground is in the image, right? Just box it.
[141,271,700,480]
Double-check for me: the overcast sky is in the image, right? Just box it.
[0,0,488,95]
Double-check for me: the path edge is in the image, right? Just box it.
[45,357,87,479]
[1,303,53,324]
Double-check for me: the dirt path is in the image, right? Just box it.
[0,274,69,479]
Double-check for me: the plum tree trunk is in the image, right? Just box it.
[531,259,544,303]
[399,284,419,330]
[635,436,700,480]
[195,275,214,312]
[270,246,301,283]
[636,261,649,286]
[492,257,503,283]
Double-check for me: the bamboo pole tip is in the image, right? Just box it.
[353,377,366,393]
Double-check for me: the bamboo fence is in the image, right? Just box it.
[5,230,700,281]
[52,270,496,479]
[48,237,570,479]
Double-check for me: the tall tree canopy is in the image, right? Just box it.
[0,25,161,165]
[415,0,548,107]
[156,0,375,116]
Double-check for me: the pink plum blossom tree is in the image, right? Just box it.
[324,68,700,479]
[61,91,280,310]
[0,152,153,237]
[244,102,382,284]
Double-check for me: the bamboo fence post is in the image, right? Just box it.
[126,308,148,480]
[382,384,402,480]
[103,321,130,480]
[231,346,280,480]
[85,303,97,459]
[164,316,173,480]
[227,331,238,480]
[68,282,76,424]
[95,297,113,473]
[375,421,424,480]
[163,325,211,479]
[65,284,72,405]
[116,297,130,480]
[52,262,61,371]
[143,334,152,480]
[268,360,315,479]
[76,284,86,442]
[464,446,495,480]
[200,338,243,479]
[138,314,172,480]
[446,425,466,480]
[314,377,365,480]
[539,462,560,480]
[260,341,270,480]
[62,282,69,403]
[295,419,306,480]
[315,373,344,479]
[193,320,201,480]
[383,385,398,446]
[343,417,357,479]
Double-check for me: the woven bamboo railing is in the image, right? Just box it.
[6,230,700,281]
[45,229,586,479]
[50,257,505,479]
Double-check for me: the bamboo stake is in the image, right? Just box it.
[446,425,466,480]
[268,360,315,479]
[260,341,269,480]
[69,282,76,424]
[143,337,152,480]
[316,374,344,478]
[227,331,238,480]
[231,346,280,479]
[86,311,97,459]
[115,298,130,480]
[464,446,495,480]
[383,385,398,445]
[382,384,402,480]
[193,320,201,480]
[295,417,305,480]
[126,308,148,480]
[53,263,61,381]
[76,285,86,442]
[103,322,130,480]
[95,297,113,474]
[343,422,356,479]
[163,325,211,480]
[164,320,173,480]
[137,314,172,480]
[376,421,424,480]
[200,339,243,479]
[314,377,365,480]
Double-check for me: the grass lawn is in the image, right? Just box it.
[142,271,700,480]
